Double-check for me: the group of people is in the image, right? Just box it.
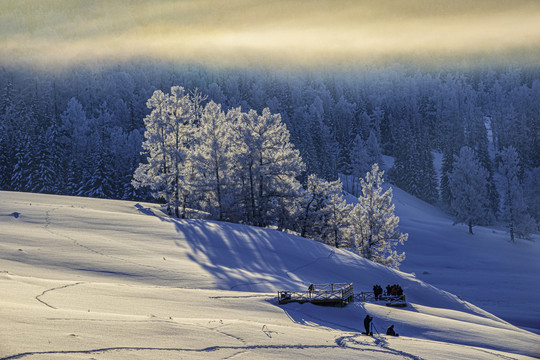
[372,283,404,300]
[386,284,403,297]
[364,314,399,337]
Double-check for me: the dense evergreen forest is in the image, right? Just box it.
[0,62,539,234]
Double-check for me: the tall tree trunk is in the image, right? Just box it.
[249,162,256,224]
[215,165,223,221]
[301,198,314,238]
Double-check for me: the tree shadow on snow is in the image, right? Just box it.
[136,204,365,293]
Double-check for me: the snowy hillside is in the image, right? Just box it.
[1,191,539,359]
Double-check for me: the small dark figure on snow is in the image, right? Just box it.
[386,284,391,296]
[364,314,373,335]
[308,283,314,292]
[373,284,382,300]
[386,325,399,336]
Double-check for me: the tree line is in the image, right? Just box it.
[0,61,538,241]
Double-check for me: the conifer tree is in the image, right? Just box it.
[467,118,498,222]
[448,146,489,234]
[190,101,237,221]
[523,167,540,227]
[321,192,353,248]
[32,125,61,194]
[299,175,339,239]
[350,134,370,196]
[498,146,536,241]
[133,87,196,218]
[236,108,305,227]
[348,164,407,269]
[11,134,35,192]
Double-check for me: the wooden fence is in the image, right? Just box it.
[356,291,407,307]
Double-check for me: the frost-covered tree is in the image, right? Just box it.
[32,123,62,194]
[348,163,407,269]
[498,147,536,241]
[133,87,196,218]
[11,134,35,192]
[523,168,540,227]
[350,134,370,196]
[299,175,351,246]
[322,192,353,248]
[300,96,337,180]
[60,97,90,166]
[190,102,238,221]
[80,138,115,199]
[236,108,305,227]
[466,117,498,222]
[448,146,489,234]
[390,129,437,204]
[365,130,384,170]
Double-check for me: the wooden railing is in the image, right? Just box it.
[278,284,405,307]
[355,291,406,305]
[278,283,354,306]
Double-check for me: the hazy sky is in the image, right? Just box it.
[1,0,539,68]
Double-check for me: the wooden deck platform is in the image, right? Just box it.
[278,283,354,307]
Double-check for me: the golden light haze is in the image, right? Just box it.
[1,0,539,68]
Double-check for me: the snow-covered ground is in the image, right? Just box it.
[1,191,539,359]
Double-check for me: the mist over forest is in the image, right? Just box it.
[1,0,539,239]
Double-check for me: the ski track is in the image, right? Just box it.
[206,320,247,346]
[261,324,279,338]
[2,332,523,360]
[0,345,334,360]
[335,335,408,358]
[0,341,422,360]
[35,282,83,309]
[372,336,424,360]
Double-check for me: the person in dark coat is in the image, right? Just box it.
[364,314,373,335]
[373,285,379,300]
[386,325,399,336]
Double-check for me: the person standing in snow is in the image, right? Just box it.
[308,283,314,298]
[364,314,373,335]
[373,284,381,300]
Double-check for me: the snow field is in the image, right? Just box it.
[1,191,539,359]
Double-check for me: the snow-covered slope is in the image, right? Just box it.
[390,185,540,334]
[380,153,540,333]
[1,191,539,359]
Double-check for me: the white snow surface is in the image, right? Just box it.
[1,191,539,359]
